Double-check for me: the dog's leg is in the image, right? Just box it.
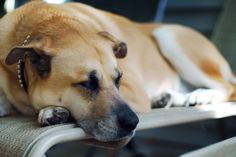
[185,88,228,106]
[153,25,235,105]
[0,90,16,116]
[151,90,186,108]
[38,106,70,126]
[120,72,151,112]
[152,88,228,108]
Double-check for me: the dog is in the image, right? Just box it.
[0,0,236,143]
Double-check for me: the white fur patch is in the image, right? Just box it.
[145,84,158,99]
[185,88,227,106]
[38,107,54,124]
[152,27,223,90]
[166,89,187,106]
[38,106,69,125]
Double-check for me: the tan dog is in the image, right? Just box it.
[0,1,236,142]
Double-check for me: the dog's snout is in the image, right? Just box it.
[118,113,139,132]
[116,104,139,132]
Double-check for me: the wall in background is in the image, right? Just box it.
[163,0,224,37]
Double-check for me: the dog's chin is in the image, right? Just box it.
[93,130,135,142]
[78,119,135,143]
[85,129,134,149]
[81,133,133,149]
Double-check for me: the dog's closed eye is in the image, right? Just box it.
[73,70,99,92]
[115,71,122,89]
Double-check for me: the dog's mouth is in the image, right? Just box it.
[77,113,138,142]
[78,121,135,142]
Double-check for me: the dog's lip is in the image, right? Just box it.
[76,118,136,142]
[77,121,135,142]
[94,130,135,142]
[116,130,135,141]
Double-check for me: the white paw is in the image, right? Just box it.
[38,106,70,126]
[185,89,227,106]
[151,92,172,108]
[152,90,187,108]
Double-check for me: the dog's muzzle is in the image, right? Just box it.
[115,104,139,132]
[78,103,139,142]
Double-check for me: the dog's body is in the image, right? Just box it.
[0,1,236,142]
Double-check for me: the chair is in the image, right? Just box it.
[1,103,236,157]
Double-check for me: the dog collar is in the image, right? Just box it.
[17,34,31,93]
[17,59,28,92]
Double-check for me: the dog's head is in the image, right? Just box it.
[5,18,138,142]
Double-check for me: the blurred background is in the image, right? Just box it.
[1,0,236,156]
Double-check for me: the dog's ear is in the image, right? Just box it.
[98,31,127,58]
[5,47,52,78]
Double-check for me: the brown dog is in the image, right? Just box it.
[0,1,236,142]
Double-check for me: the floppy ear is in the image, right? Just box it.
[5,47,52,78]
[98,31,127,58]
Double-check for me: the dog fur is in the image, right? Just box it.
[0,1,236,142]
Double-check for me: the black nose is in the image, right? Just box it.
[116,104,139,132]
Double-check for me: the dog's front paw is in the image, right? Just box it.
[185,89,226,106]
[151,93,172,108]
[38,106,70,126]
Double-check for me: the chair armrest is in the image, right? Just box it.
[0,102,236,157]
[0,116,74,157]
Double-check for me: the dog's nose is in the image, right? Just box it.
[116,104,139,132]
